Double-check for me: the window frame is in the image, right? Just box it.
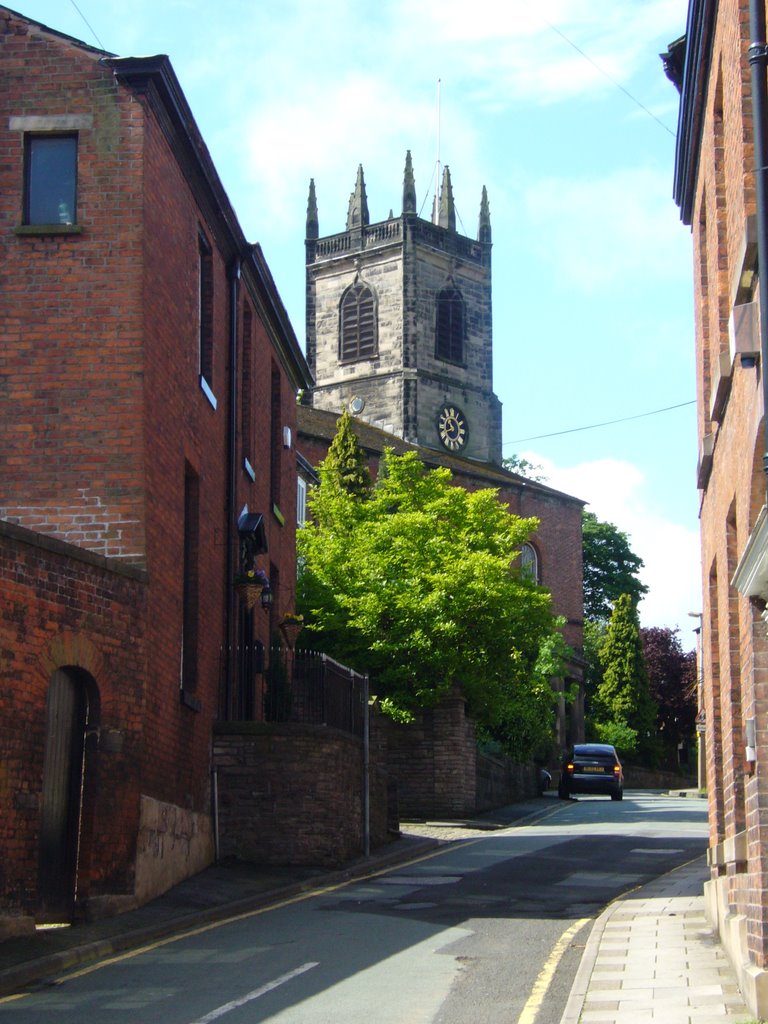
[435,284,465,364]
[181,465,201,705]
[339,281,378,362]
[520,542,541,584]
[198,229,215,405]
[297,476,308,527]
[23,132,78,228]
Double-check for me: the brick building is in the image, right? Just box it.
[669,0,768,1013]
[299,162,586,749]
[0,8,311,932]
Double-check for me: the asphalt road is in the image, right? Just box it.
[0,792,708,1024]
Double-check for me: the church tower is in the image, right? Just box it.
[305,154,502,464]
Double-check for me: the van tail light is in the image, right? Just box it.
[613,765,621,775]
[566,763,574,773]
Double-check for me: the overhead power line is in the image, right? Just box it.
[506,400,695,445]
[540,16,677,137]
[69,0,107,51]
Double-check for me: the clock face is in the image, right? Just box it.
[437,405,468,452]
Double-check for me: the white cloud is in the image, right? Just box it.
[528,453,702,640]
[388,0,688,105]
[523,167,690,292]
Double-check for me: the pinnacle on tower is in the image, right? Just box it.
[438,165,455,231]
[478,185,492,244]
[306,178,319,240]
[403,150,417,214]
[346,164,370,230]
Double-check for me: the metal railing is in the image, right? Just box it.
[264,647,366,738]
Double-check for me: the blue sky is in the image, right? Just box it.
[17,0,698,641]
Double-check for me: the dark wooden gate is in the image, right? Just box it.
[38,668,90,921]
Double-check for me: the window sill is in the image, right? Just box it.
[272,503,285,526]
[180,689,202,712]
[338,354,379,365]
[200,375,217,410]
[15,224,83,236]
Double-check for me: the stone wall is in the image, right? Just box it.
[133,796,214,909]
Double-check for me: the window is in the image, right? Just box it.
[340,282,377,361]
[270,365,282,513]
[297,477,307,527]
[241,305,253,462]
[520,543,540,583]
[435,285,464,363]
[24,134,77,226]
[181,467,200,697]
[198,230,214,395]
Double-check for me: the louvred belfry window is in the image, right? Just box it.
[340,282,377,361]
[435,286,464,363]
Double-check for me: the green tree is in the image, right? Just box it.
[321,407,371,498]
[595,594,658,764]
[583,617,607,703]
[582,511,648,621]
[298,446,570,759]
[502,454,547,482]
[640,626,697,764]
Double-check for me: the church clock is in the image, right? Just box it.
[437,405,468,452]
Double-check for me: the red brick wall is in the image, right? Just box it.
[0,522,148,913]
[1,12,147,560]
[137,91,229,808]
[685,0,768,972]
[1,9,304,919]
[213,722,391,866]
[381,689,478,819]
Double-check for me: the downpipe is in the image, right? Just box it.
[748,0,768,492]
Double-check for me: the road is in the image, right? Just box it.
[0,792,708,1024]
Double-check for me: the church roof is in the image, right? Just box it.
[296,405,585,508]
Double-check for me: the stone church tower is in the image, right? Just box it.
[304,154,503,464]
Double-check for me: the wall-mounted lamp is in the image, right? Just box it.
[237,510,268,573]
[260,583,274,611]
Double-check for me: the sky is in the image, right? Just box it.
[16,0,700,645]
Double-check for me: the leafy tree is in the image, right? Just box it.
[298,445,570,759]
[592,719,639,759]
[582,511,648,621]
[502,454,547,482]
[595,593,658,764]
[321,407,371,498]
[640,626,697,761]
[582,617,607,703]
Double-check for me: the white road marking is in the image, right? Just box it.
[187,962,319,1024]
[630,848,684,854]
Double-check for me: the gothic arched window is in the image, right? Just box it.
[520,542,540,583]
[435,285,464,363]
[340,282,377,362]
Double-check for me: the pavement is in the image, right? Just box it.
[0,794,757,1023]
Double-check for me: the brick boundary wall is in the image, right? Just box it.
[212,722,393,868]
[475,753,541,811]
[0,520,148,928]
[378,694,546,819]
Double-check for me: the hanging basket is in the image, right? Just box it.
[235,580,264,612]
[279,618,304,649]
